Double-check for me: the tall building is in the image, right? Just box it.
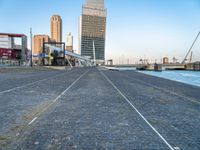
[66,32,73,52]
[79,0,107,65]
[50,15,62,43]
[33,35,50,63]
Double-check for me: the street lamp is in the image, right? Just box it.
[30,28,33,67]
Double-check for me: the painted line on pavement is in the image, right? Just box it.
[28,69,89,126]
[0,70,73,94]
[53,69,89,103]
[99,69,175,150]
[28,117,38,125]
[121,71,200,105]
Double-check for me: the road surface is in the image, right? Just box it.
[0,67,199,150]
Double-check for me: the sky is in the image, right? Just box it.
[0,0,200,64]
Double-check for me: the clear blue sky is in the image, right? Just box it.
[1,0,200,63]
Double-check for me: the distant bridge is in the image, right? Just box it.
[106,63,195,71]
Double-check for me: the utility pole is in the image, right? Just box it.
[30,28,33,67]
[93,40,96,66]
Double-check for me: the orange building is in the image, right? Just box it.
[50,15,62,43]
[33,35,50,64]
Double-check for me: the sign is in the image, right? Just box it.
[0,48,17,59]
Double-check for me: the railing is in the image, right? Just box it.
[0,58,20,67]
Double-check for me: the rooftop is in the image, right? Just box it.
[0,33,26,37]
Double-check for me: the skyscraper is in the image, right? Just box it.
[66,32,73,52]
[79,0,107,65]
[50,15,62,43]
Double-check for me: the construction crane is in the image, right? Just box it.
[189,51,193,63]
[182,32,200,64]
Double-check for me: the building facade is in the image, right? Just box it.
[0,33,27,66]
[33,35,50,64]
[66,32,73,52]
[163,57,169,64]
[50,15,62,43]
[79,0,107,65]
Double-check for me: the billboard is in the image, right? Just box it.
[0,48,17,59]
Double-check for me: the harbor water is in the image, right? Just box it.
[139,70,200,87]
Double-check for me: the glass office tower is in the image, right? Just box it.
[79,0,107,65]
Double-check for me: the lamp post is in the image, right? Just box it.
[30,28,33,67]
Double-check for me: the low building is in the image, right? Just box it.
[193,61,200,71]
[163,57,169,64]
[0,33,27,66]
[33,35,50,65]
[107,59,113,65]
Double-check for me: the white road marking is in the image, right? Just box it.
[28,117,38,125]
[122,72,200,105]
[52,69,89,103]
[99,69,175,150]
[0,71,70,94]
[174,147,181,150]
[28,69,89,126]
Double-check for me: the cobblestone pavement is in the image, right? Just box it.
[0,68,86,147]
[122,70,200,101]
[102,69,200,150]
[0,67,200,150]
[0,69,67,92]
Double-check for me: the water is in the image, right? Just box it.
[108,67,200,87]
[118,67,136,71]
[105,67,136,71]
[139,70,200,87]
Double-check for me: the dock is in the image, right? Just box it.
[107,61,200,71]
[0,67,200,149]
